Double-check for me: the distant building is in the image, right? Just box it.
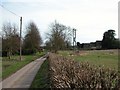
[95,41,102,49]
[90,42,96,50]
[80,40,102,50]
[82,43,90,49]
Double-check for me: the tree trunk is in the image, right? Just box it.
[7,51,11,60]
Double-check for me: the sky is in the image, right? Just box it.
[0,0,119,43]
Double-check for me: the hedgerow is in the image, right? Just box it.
[48,53,119,88]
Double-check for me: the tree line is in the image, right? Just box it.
[2,21,42,58]
[77,29,120,49]
[2,20,73,58]
[1,20,119,58]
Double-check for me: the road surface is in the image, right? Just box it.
[1,56,46,89]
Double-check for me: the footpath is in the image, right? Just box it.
[1,56,46,89]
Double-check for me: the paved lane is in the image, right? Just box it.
[1,57,46,88]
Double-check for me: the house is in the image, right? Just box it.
[80,40,102,50]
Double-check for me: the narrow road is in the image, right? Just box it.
[1,56,46,89]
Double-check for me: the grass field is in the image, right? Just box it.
[58,49,118,70]
[30,59,50,88]
[2,52,46,79]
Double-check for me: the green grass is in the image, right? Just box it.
[2,52,46,79]
[58,50,118,70]
[30,59,50,88]
[0,57,2,79]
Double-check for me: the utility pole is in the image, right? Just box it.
[20,17,22,61]
[73,28,76,51]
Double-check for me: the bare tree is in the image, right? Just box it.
[46,20,72,52]
[23,21,42,54]
[2,22,20,59]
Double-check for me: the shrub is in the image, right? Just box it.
[22,49,35,55]
[48,53,119,88]
[2,51,7,57]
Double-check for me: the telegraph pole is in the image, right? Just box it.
[20,17,22,61]
[73,28,76,51]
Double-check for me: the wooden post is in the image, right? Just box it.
[20,17,22,61]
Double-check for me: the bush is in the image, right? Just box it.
[2,51,7,57]
[49,53,119,88]
[22,49,35,55]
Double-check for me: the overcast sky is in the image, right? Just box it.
[0,0,119,43]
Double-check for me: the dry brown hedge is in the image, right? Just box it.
[48,53,119,88]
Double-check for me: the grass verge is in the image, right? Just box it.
[30,59,50,88]
[2,52,46,79]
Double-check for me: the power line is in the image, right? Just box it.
[0,4,20,17]
[0,3,22,60]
